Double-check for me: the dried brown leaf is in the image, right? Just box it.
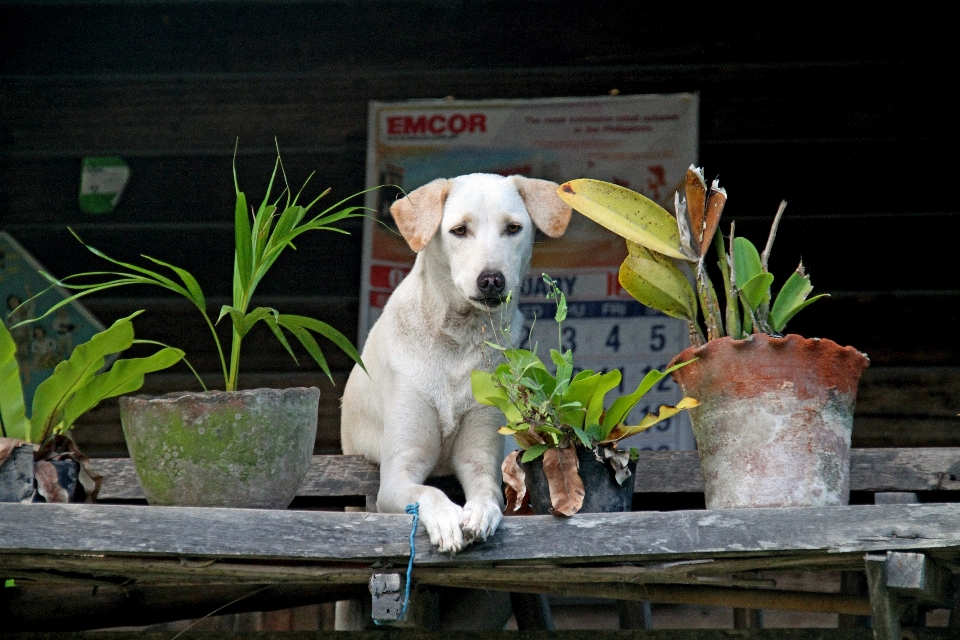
[684,167,707,256]
[34,459,68,503]
[501,450,528,513]
[702,180,727,258]
[542,447,584,516]
[0,437,26,469]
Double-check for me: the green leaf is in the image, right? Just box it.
[739,272,775,312]
[277,314,366,381]
[560,372,602,428]
[585,369,622,428]
[471,370,509,405]
[601,397,699,443]
[140,255,206,311]
[31,312,140,444]
[571,425,592,449]
[234,181,253,297]
[557,179,689,260]
[0,322,29,440]
[734,237,764,288]
[521,443,550,463]
[619,245,697,322]
[61,347,184,433]
[771,267,828,332]
[601,359,697,438]
[550,349,573,398]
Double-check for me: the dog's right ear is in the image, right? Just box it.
[390,178,451,253]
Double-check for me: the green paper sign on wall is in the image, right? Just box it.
[78,157,130,214]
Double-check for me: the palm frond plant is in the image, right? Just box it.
[20,144,367,390]
[471,274,697,516]
[9,144,375,508]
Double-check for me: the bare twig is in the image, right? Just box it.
[760,200,788,272]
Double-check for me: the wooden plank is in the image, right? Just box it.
[1,582,364,633]
[2,629,945,640]
[1,62,944,155]
[93,448,960,501]
[2,503,960,566]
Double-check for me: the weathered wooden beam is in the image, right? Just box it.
[885,551,953,607]
[865,553,903,640]
[2,503,960,567]
[0,582,365,633]
[92,448,960,501]
[6,629,957,640]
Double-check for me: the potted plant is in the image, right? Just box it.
[22,145,368,508]
[557,166,870,509]
[1,312,182,502]
[471,274,697,516]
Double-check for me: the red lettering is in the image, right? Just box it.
[386,113,489,136]
[448,114,466,134]
[403,116,426,134]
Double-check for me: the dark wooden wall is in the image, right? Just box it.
[1,1,956,456]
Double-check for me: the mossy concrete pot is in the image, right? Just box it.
[119,387,319,509]
[670,334,869,510]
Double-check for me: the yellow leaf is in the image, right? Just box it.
[619,244,697,322]
[558,180,690,261]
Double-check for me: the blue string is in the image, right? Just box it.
[373,502,419,625]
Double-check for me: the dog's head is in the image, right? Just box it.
[390,173,572,310]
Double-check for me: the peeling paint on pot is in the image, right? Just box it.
[670,334,869,509]
[119,387,319,509]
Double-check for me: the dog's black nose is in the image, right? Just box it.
[476,270,506,297]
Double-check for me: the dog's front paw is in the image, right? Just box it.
[460,499,503,544]
[419,499,466,554]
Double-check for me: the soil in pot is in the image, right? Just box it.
[523,447,636,515]
[119,387,320,509]
[670,333,869,509]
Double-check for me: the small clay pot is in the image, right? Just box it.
[523,447,637,515]
[120,387,320,509]
[670,334,869,509]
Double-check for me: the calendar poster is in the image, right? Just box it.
[362,95,699,450]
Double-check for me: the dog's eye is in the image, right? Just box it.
[506,223,522,235]
[450,225,467,236]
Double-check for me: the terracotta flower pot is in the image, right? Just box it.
[670,334,869,509]
[119,387,319,509]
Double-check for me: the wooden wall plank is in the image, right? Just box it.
[91,448,960,500]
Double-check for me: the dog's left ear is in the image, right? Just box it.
[511,177,572,238]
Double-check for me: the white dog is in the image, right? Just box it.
[340,173,571,553]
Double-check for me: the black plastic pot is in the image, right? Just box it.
[0,444,34,502]
[0,445,81,503]
[523,447,637,515]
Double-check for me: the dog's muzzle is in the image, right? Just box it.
[473,270,506,307]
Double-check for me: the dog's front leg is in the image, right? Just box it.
[452,406,505,545]
[378,428,466,554]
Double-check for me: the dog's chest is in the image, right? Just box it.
[431,345,485,439]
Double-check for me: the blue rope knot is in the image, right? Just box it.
[399,502,419,620]
[373,502,419,625]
